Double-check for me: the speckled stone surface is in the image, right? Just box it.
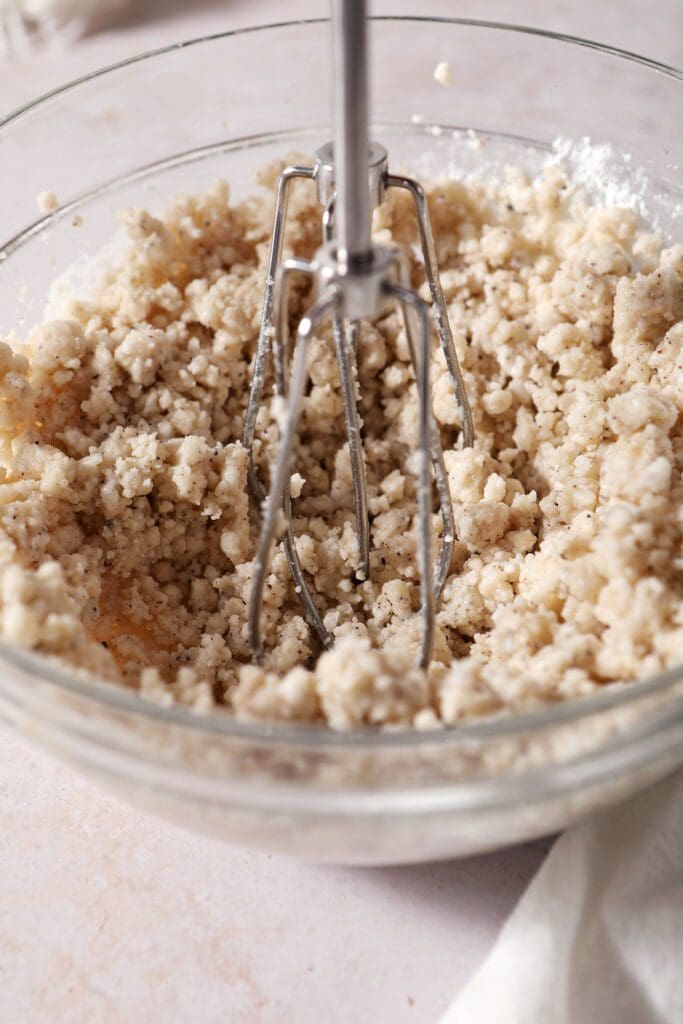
[1,729,551,1022]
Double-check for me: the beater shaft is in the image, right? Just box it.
[331,0,372,268]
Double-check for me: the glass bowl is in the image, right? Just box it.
[0,18,682,865]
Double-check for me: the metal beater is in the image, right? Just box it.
[243,0,474,668]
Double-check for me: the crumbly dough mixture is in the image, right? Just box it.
[0,164,681,729]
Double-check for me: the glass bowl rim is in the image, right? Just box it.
[1,16,681,750]
[1,15,681,131]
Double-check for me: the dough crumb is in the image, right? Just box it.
[1,161,681,730]
[37,190,58,213]
[433,61,452,87]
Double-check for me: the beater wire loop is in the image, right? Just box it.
[247,290,338,662]
[323,195,370,580]
[385,282,436,668]
[387,173,475,450]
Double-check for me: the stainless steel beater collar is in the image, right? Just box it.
[313,239,397,321]
[314,141,389,213]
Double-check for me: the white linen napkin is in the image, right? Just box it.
[0,0,127,56]
[442,770,683,1024]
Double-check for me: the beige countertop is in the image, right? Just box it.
[1,730,551,1022]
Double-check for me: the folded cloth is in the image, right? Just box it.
[0,0,127,56]
[442,770,683,1024]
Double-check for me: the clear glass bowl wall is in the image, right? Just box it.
[0,19,682,864]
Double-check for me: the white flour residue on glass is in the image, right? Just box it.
[548,136,652,219]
